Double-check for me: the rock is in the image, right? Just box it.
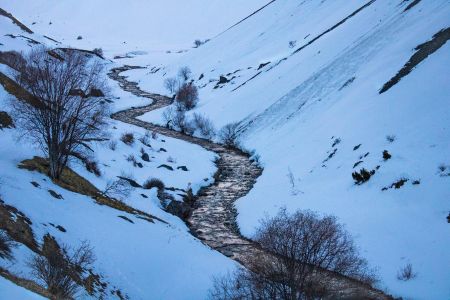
[118,215,134,223]
[69,89,86,97]
[218,76,229,84]
[48,189,63,199]
[88,88,105,97]
[117,176,142,188]
[141,153,150,162]
[158,164,173,171]
[177,166,189,171]
[0,111,14,129]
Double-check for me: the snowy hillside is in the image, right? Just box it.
[0,0,449,299]
[110,1,450,299]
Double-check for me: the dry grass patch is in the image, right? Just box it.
[18,156,166,224]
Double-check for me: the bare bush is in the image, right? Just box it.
[126,154,142,168]
[176,83,199,110]
[92,48,103,57]
[28,234,95,299]
[120,132,135,145]
[178,66,192,81]
[194,39,203,47]
[210,209,376,299]
[163,77,179,94]
[139,133,151,147]
[10,46,108,179]
[397,263,416,281]
[218,123,240,148]
[0,230,16,261]
[108,140,117,151]
[103,177,132,200]
[85,159,101,177]
[192,113,216,139]
[386,135,396,143]
[143,178,165,191]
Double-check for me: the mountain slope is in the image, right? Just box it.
[119,1,450,298]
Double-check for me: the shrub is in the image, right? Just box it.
[139,134,151,147]
[85,159,101,177]
[176,83,199,110]
[143,178,165,191]
[0,230,15,261]
[126,154,141,168]
[192,113,216,139]
[178,66,192,81]
[0,111,14,129]
[397,263,416,281]
[386,135,396,143]
[92,48,103,57]
[103,177,132,200]
[108,140,117,151]
[382,150,391,160]
[352,168,375,184]
[218,123,240,148]
[194,39,203,47]
[28,234,95,299]
[210,209,376,299]
[120,132,134,145]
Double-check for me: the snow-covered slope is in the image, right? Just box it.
[111,1,450,299]
[1,0,268,52]
[1,0,449,299]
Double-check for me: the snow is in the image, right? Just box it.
[103,0,450,298]
[1,0,449,299]
[0,276,44,299]
[1,0,268,52]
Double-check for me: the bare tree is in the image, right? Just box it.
[28,234,95,299]
[210,209,376,299]
[10,46,109,179]
[163,77,179,94]
[218,123,240,148]
[178,66,192,81]
[192,113,216,139]
[176,83,199,110]
[162,106,176,128]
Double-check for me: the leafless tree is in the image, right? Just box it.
[218,123,240,148]
[10,46,109,180]
[192,113,216,139]
[210,209,376,300]
[178,66,192,81]
[163,77,179,94]
[176,83,199,110]
[28,234,95,299]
